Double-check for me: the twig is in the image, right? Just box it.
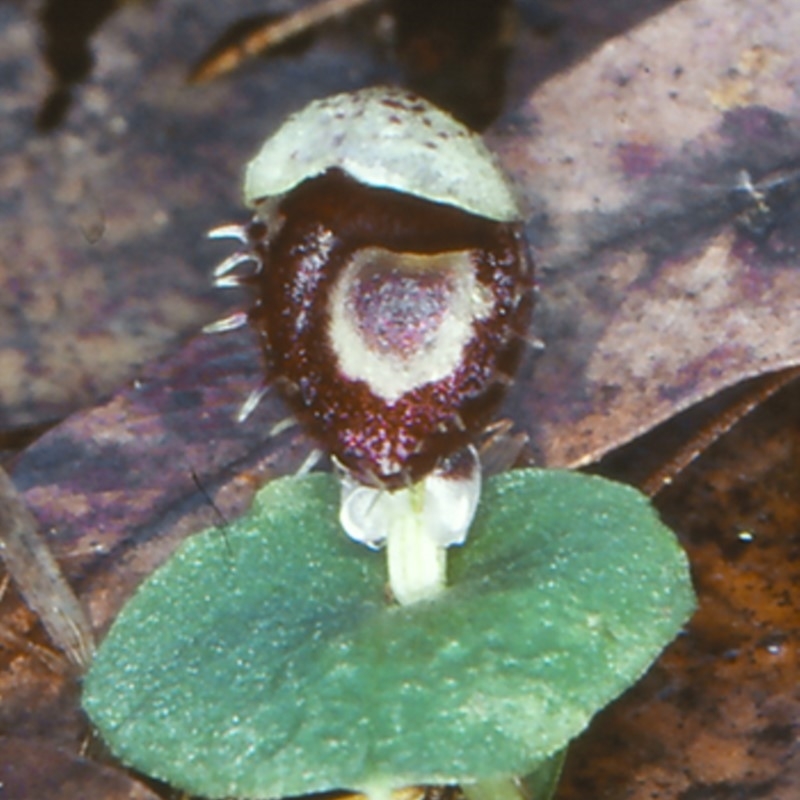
[190,0,378,83]
[0,466,95,671]
[641,366,800,497]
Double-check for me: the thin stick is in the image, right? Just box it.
[0,623,67,674]
[0,467,95,671]
[641,366,800,497]
[190,0,377,83]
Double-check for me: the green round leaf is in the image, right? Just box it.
[83,469,695,799]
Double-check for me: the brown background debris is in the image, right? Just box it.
[0,0,798,797]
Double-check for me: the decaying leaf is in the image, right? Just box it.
[0,736,160,800]
[494,0,800,466]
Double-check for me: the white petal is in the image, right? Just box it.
[421,446,481,547]
[337,445,482,550]
[338,472,401,549]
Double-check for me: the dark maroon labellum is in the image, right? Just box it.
[244,169,533,489]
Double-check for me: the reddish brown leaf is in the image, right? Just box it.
[557,377,800,800]
[0,737,160,800]
[495,0,800,465]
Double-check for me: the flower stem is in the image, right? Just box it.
[386,483,447,606]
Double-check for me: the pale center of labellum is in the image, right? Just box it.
[327,247,491,403]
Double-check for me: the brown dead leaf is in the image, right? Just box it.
[558,376,800,800]
[0,0,383,433]
[0,736,160,800]
[495,0,800,466]
[11,331,314,633]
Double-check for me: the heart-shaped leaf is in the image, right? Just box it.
[83,470,695,799]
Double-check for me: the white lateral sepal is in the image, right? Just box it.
[337,446,481,605]
[338,446,481,549]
